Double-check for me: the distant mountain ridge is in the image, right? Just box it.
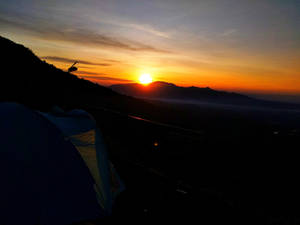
[111,82,300,109]
[111,81,252,102]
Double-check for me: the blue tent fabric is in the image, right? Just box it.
[0,103,106,225]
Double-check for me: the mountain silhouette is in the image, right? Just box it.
[111,82,300,109]
[111,81,251,102]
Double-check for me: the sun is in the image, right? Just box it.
[139,73,153,85]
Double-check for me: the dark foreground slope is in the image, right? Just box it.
[93,104,300,225]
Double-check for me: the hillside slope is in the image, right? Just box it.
[0,36,122,110]
[0,36,152,113]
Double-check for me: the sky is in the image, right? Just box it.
[1,0,300,101]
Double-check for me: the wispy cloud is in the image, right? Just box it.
[74,71,106,76]
[41,56,112,66]
[123,23,170,38]
[221,29,237,37]
[0,16,171,53]
[109,20,170,38]
[75,72,132,82]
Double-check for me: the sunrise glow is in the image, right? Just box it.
[2,1,300,101]
[139,73,153,85]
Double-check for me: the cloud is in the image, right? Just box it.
[74,71,105,76]
[41,56,112,66]
[116,22,170,38]
[221,29,237,37]
[87,14,171,39]
[0,16,170,53]
[75,72,132,82]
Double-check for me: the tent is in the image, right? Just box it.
[0,102,124,225]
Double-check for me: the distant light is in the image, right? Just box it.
[176,189,188,194]
[154,142,158,147]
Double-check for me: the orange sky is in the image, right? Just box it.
[1,0,300,97]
